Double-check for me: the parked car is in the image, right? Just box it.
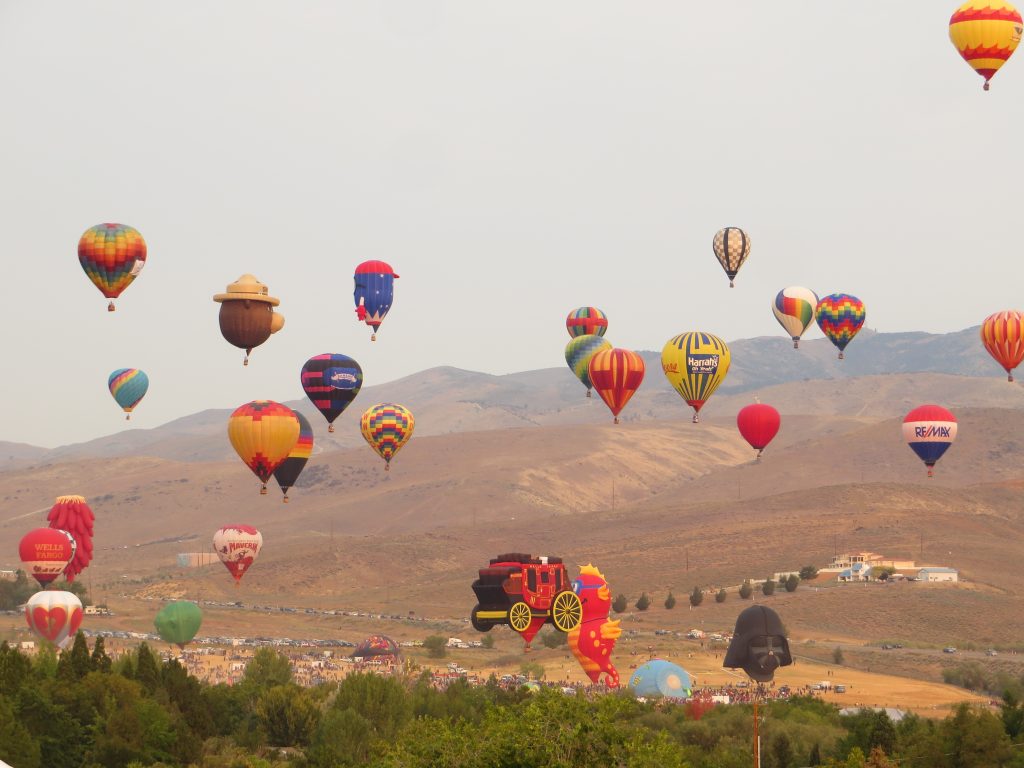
[835,685,846,693]
[987,649,999,656]
[943,647,957,654]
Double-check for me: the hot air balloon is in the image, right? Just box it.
[212,275,285,365]
[565,307,608,338]
[661,332,731,423]
[360,403,414,470]
[108,368,149,420]
[19,528,75,587]
[772,287,819,348]
[78,223,147,311]
[815,293,865,359]
[47,495,93,583]
[273,410,314,502]
[712,227,750,287]
[354,260,399,341]
[588,348,645,424]
[736,403,781,459]
[300,354,363,432]
[25,590,83,648]
[213,525,263,585]
[628,659,692,700]
[154,601,203,649]
[565,335,612,398]
[949,1,1022,90]
[981,310,1024,381]
[903,405,957,478]
[227,401,301,494]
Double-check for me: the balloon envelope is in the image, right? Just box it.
[354,260,399,339]
[25,590,83,648]
[902,405,957,477]
[360,403,414,468]
[273,410,314,500]
[19,528,75,587]
[981,310,1024,381]
[588,348,645,423]
[815,293,865,359]
[78,223,147,309]
[565,335,612,396]
[213,525,263,584]
[772,287,818,348]
[949,1,1022,90]
[354,635,402,662]
[228,401,301,492]
[300,354,363,429]
[47,495,93,583]
[565,307,608,338]
[108,368,149,417]
[736,404,781,457]
[628,659,692,699]
[155,601,203,648]
[712,227,750,286]
[661,332,731,422]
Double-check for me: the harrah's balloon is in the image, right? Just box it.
[902,405,957,478]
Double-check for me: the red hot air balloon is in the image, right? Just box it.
[588,348,645,424]
[19,528,76,587]
[736,404,781,459]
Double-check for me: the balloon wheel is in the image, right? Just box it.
[551,590,583,632]
[470,606,492,632]
[509,601,532,633]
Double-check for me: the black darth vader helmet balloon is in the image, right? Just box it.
[723,605,793,682]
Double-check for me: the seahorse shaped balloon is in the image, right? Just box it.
[567,564,621,687]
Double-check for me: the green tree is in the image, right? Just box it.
[91,635,112,672]
[134,642,161,693]
[540,630,567,649]
[1002,689,1024,739]
[0,695,41,768]
[255,684,319,747]
[739,580,753,599]
[833,646,845,665]
[799,565,819,580]
[636,592,651,611]
[664,591,676,610]
[306,706,373,768]
[716,588,728,603]
[422,635,448,658]
[689,587,704,607]
[769,730,795,768]
[520,660,545,681]
[785,574,800,592]
[612,594,628,613]
[0,642,33,692]
[762,579,776,596]
[480,634,495,649]
[808,742,823,766]
[243,647,293,690]
[332,672,412,742]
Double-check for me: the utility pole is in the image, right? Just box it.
[685,549,689,572]
[753,699,761,768]
[611,479,616,513]
[919,531,923,560]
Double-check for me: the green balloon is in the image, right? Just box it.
[154,601,202,648]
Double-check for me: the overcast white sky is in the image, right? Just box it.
[1,2,1019,447]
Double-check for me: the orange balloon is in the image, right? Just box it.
[587,348,645,424]
[981,310,1024,381]
[227,401,300,493]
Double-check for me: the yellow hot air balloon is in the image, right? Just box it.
[228,401,300,494]
[360,403,414,470]
[949,1,1023,90]
[661,332,731,423]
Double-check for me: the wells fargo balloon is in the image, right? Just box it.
[772,287,819,348]
[300,354,363,432]
[213,525,263,584]
[981,310,1024,381]
[949,1,1022,90]
[736,403,781,459]
[78,223,147,311]
[587,348,645,424]
[19,528,75,587]
[273,410,314,502]
[360,403,414,470]
[565,307,608,338]
[212,275,285,365]
[815,293,865,359]
[565,334,612,397]
[155,601,203,648]
[108,368,149,419]
[227,401,300,494]
[903,405,957,478]
[354,260,399,341]
[661,332,731,423]
[25,590,83,648]
[712,227,750,287]
[47,495,93,583]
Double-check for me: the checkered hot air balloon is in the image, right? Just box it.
[360,403,414,470]
[227,401,301,494]
[712,227,750,288]
[78,223,147,311]
[981,310,1024,381]
[949,1,1022,90]
[815,294,865,360]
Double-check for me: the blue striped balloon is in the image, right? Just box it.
[108,368,149,419]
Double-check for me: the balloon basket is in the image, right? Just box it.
[984,81,991,91]
[125,414,130,420]
[283,496,290,504]
[243,358,249,367]
[586,391,591,398]
[1009,374,1014,383]
[371,333,377,342]
[384,464,390,472]
[692,414,700,424]
[927,467,934,478]
[838,352,845,360]
[729,281,735,288]
[613,417,619,424]
[328,424,335,433]
[107,302,115,312]
[793,340,799,349]
[260,485,267,495]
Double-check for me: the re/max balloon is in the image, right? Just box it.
[712,227,750,287]
[981,310,1024,381]
[354,260,399,341]
[154,601,203,649]
[903,405,957,478]
[361,403,414,470]
[78,223,147,311]
[565,335,612,397]
[227,401,300,494]
[815,293,865,359]
[108,368,149,420]
[949,1,1022,90]
[736,404,781,459]
[300,354,363,432]
[772,287,819,348]
[565,307,608,338]
[661,332,731,423]
[273,410,314,502]
[213,525,263,584]
[588,348,645,424]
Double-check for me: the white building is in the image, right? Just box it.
[918,567,958,583]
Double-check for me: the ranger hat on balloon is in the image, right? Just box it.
[213,274,285,365]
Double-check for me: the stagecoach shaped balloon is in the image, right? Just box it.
[772,287,819,348]
[213,525,263,585]
[25,590,83,648]
[902,405,958,478]
[78,223,147,311]
[19,527,76,587]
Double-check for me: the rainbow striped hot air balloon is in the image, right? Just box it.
[361,403,414,470]
[950,1,1022,90]
[78,223,147,311]
[273,411,314,502]
[981,310,1024,381]
[815,294,865,360]
[661,332,731,423]
[566,307,608,338]
[772,287,819,349]
[227,401,300,494]
[588,348,645,424]
[108,368,149,420]
[565,334,612,397]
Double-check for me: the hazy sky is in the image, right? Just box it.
[2,2,1020,447]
